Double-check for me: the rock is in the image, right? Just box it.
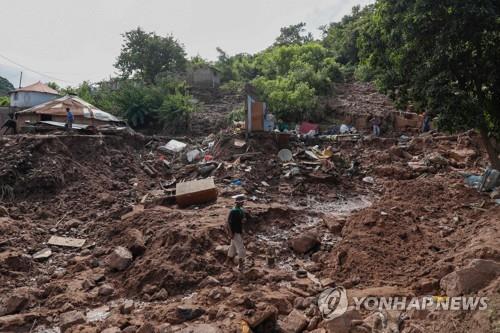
[176,305,205,322]
[178,324,221,333]
[82,279,96,291]
[244,267,265,281]
[152,288,169,301]
[245,305,278,329]
[279,309,308,333]
[308,329,326,333]
[415,278,439,294]
[107,246,133,271]
[0,205,9,217]
[123,228,146,257]
[32,248,52,261]
[59,310,85,332]
[324,220,344,234]
[120,299,135,314]
[0,291,29,316]
[137,322,155,333]
[122,326,138,333]
[320,308,362,333]
[289,232,320,254]
[199,276,221,288]
[98,284,114,296]
[0,251,33,272]
[101,327,121,333]
[63,219,83,230]
[440,259,500,296]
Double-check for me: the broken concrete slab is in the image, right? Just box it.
[176,177,218,208]
[48,235,86,248]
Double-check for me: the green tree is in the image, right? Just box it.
[321,5,374,66]
[275,22,313,46]
[115,27,187,84]
[359,0,500,167]
[0,96,9,106]
[0,76,14,96]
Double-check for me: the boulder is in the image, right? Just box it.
[59,310,85,332]
[289,232,320,254]
[107,246,133,271]
[279,309,308,333]
[440,259,500,296]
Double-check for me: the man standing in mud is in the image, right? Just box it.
[226,196,246,270]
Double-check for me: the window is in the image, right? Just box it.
[41,115,52,121]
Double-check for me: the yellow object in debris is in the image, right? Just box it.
[241,320,252,333]
[321,148,334,158]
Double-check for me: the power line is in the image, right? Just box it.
[0,52,76,84]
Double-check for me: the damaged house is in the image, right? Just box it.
[15,95,125,132]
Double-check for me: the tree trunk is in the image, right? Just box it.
[478,125,500,170]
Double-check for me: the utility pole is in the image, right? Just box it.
[18,71,23,88]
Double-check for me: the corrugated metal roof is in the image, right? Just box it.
[10,81,59,95]
[16,95,121,122]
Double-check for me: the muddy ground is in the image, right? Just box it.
[0,86,499,333]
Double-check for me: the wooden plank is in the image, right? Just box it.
[176,177,218,207]
[48,236,86,248]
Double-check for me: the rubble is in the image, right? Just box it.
[0,108,498,333]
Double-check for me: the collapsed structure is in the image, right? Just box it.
[15,95,125,132]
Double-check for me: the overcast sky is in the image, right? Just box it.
[0,0,373,87]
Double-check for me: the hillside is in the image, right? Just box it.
[0,76,14,96]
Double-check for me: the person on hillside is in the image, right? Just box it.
[226,195,246,270]
[65,107,74,131]
[422,112,431,133]
[370,116,381,136]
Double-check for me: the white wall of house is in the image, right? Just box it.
[10,91,59,109]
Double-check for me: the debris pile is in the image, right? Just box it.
[0,117,498,333]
